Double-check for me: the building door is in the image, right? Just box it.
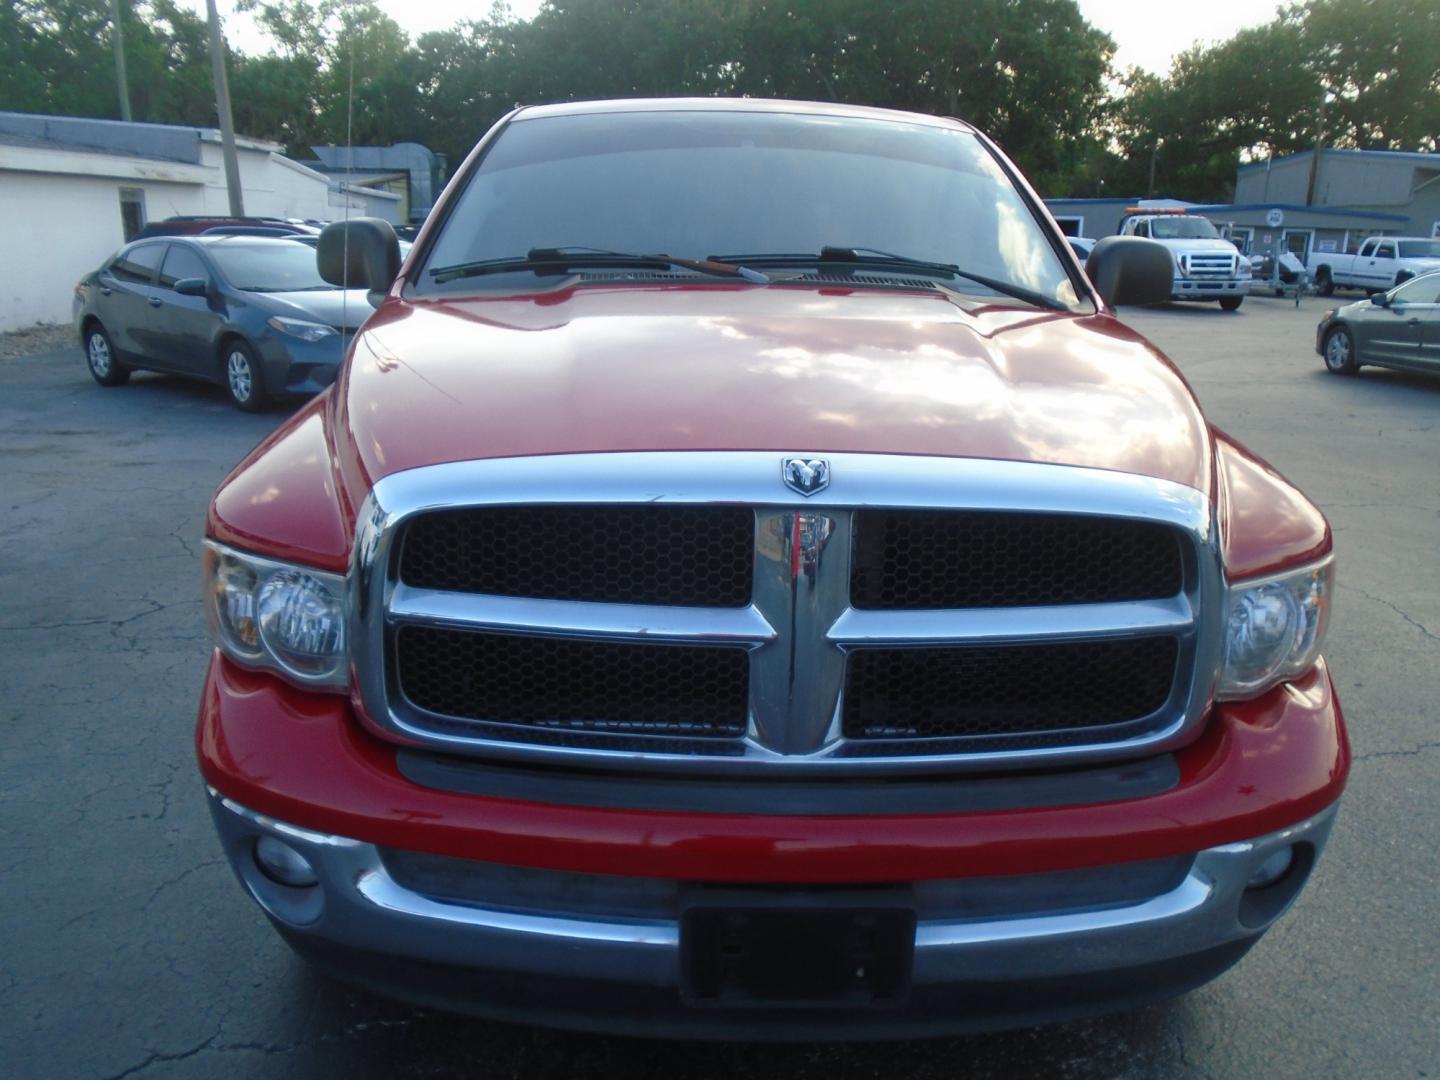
[1281,229,1314,263]
[1230,227,1253,255]
[119,188,146,242]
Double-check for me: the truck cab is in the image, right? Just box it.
[1309,236,1440,297]
[1119,209,1251,310]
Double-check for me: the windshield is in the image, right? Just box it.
[421,110,1081,308]
[1148,217,1220,240]
[208,242,333,291]
[1397,240,1440,259]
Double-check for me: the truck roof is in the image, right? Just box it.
[512,97,977,133]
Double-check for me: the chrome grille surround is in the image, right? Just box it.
[350,452,1223,776]
[1180,252,1238,279]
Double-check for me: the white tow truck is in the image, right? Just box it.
[1307,236,1440,297]
[1117,208,1250,310]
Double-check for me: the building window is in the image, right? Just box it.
[119,188,146,241]
[1432,221,1440,238]
[1230,227,1252,254]
[1052,216,1084,237]
[1281,229,1314,262]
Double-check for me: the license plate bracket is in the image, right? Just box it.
[680,887,915,1008]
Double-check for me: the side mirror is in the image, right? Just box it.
[1370,292,1389,307]
[1085,236,1175,307]
[318,217,401,307]
[173,277,209,297]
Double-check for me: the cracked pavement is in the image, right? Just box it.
[1,296,1436,1078]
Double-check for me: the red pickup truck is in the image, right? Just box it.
[196,99,1346,1039]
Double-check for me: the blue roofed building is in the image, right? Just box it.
[1045,149,1437,266]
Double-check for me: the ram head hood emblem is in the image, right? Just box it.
[782,457,830,496]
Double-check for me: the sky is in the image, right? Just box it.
[189,0,1284,77]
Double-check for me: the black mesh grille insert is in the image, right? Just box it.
[396,626,749,737]
[399,505,754,607]
[851,510,1183,609]
[842,636,1180,740]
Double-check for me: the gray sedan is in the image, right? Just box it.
[1316,270,1440,377]
[72,236,370,410]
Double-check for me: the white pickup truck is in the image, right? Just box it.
[1309,236,1440,297]
[1117,211,1250,310]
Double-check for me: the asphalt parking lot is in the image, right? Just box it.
[1,294,1436,1079]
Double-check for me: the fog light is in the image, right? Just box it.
[1247,846,1294,889]
[254,836,319,888]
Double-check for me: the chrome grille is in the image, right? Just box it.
[1181,253,1237,279]
[395,626,749,737]
[353,452,1221,775]
[842,636,1180,742]
[850,510,1183,609]
[399,505,754,607]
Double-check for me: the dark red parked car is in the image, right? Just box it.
[135,215,318,240]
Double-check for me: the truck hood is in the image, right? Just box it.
[329,285,1212,498]
[1146,238,1239,256]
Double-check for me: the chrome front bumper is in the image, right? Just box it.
[1172,278,1248,298]
[209,789,1337,1038]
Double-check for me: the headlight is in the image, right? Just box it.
[1237,260,1252,279]
[266,316,337,342]
[204,541,347,689]
[1218,558,1333,700]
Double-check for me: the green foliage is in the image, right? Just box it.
[1294,0,1440,151]
[4,0,1437,202]
[1105,0,1440,199]
[1107,22,1325,201]
[2,0,212,124]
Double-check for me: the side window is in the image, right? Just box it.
[1391,276,1440,305]
[110,243,166,285]
[1374,242,1395,259]
[1359,239,1375,256]
[1133,221,1148,238]
[158,245,210,289]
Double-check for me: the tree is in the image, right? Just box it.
[1295,0,1440,151]
[3,0,132,120]
[1106,0,1440,200]
[1108,22,1323,200]
[491,0,1114,190]
[407,16,524,164]
[122,0,214,126]
[1,1,213,125]
[7,0,1434,202]
[230,51,326,152]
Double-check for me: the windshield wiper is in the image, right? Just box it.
[430,247,769,285]
[709,247,1066,311]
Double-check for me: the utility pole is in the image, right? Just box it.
[1304,93,1328,207]
[205,0,245,217]
[1148,138,1161,197]
[110,0,131,122]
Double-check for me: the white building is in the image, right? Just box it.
[0,112,401,332]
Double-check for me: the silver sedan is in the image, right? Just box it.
[1316,270,1440,376]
